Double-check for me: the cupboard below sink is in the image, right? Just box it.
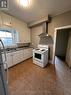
[2,48,33,69]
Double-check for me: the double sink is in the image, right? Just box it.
[1,47,23,53]
[5,46,31,53]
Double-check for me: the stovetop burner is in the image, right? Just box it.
[41,49,45,51]
[36,48,40,50]
[35,48,46,51]
[35,48,48,52]
[34,45,49,53]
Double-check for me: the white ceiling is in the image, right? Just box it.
[4,0,71,24]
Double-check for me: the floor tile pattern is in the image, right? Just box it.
[8,58,71,95]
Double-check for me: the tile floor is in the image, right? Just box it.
[8,57,71,95]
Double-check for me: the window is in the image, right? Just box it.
[0,30,13,46]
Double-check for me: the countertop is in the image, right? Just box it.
[0,46,33,53]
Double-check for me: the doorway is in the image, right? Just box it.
[55,29,70,61]
[53,25,71,67]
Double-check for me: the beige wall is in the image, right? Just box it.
[31,24,43,48]
[48,11,71,60]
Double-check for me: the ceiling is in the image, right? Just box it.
[4,0,71,24]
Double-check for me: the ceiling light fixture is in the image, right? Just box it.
[20,0,29,7]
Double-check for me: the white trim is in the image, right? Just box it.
[55,25,71,30]
[28,16,49,27]
[53,25,71,64]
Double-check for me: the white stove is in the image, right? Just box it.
[33,45,49,68]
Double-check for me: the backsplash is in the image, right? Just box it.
[16,43,30,47]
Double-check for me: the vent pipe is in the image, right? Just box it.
[39,21,53,45]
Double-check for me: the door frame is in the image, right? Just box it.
[53,25,71,64]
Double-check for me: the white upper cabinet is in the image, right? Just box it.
[22,27,31,43]
[0,12,31,43]
[12,17,31,43]
[11,17,21,31]
[1,12,12,27]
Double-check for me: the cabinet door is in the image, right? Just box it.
[28,48,33,58]
[24,49,29,60]
[12,17,20,31]
[26,48,33,58]
[12,51,20,65]
[12,17,24,42]
[24,48,33,60]
[1,13,12,26]
[23,27,31,43]
[18,50,24,62]
[19,25,31,43]
[12,17,31,43]
[12,50,24,65]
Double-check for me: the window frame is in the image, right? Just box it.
[0,29,13,46]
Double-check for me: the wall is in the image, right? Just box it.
[55,29,69,58]
[31,24,43,48]
[0,14,2,27]
[66,31,71,67]
[48,11,71,60]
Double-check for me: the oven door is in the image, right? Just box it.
[33,51,42,62]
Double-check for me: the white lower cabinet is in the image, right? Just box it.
[28,48,33,58]
[12,50,24,65]
[12,51,19,65]
[19,50,24,62]
[2,48,33,69]
[24,48,33,60]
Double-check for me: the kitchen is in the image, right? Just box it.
[0,0,71,95]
